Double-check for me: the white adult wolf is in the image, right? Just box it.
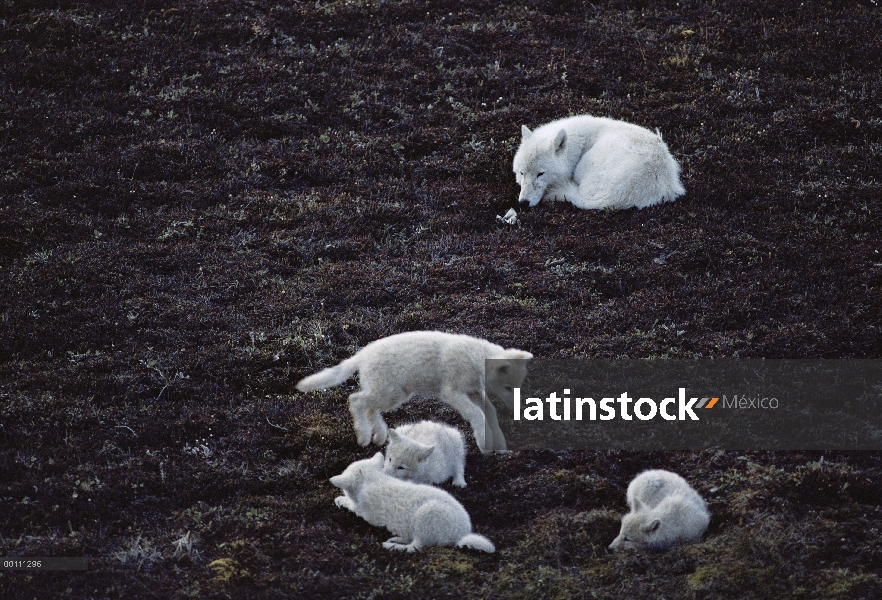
[513,115,685,210]
[385,421,467,487]
[609,469,709,551]
[330,452,496,553]
[296,331,533,452]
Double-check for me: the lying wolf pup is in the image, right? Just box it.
[385,421,467,487]
[609,469,710,551]
[297,331,532,452]
[330,453,495,553]
[514,114,685,210]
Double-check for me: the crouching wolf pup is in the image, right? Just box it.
[296,331,533,452]
[385,421,467,487]
[513,115,685,210]
[330,453,496,553]
[609,469,709,551]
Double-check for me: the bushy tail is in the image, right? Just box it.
[296,357,359,392]
[456,534,495,553]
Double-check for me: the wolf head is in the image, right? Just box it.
[513,125,570,207]
[609,496,693,551]
[609,506,663,551]
[329,452,385,496]
[384,430,435,481]
[487,349,533,410]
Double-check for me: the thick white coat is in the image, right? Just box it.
[296,331,532,452]
[513,115,685,210]
[609,469,710,551]
[330,453,495,553]
[385,421,467,487]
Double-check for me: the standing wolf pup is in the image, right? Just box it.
[513,115,685,210]
[296,331,533,452]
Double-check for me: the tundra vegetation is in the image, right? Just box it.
[1,1,881,598]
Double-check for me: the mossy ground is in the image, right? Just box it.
[1,0,881,598]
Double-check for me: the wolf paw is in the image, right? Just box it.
[382,541,417,552]
[334,496,355,511]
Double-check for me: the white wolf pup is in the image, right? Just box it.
[513,115,685,210]
[296,331,533,452]
[385,421,467,487]
[330,452,495,553]
[609,469,709,551]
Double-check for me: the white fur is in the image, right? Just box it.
[385,421,467,487]
[296,331,532,452]
[330,453,495,553]
[513,115,685,210]
[609,469,709,551]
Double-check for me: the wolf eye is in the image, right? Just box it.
[397,466,406,470]
[537,172,545,177]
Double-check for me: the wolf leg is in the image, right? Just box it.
[442,389,488,452]
[483,398,507,451]
[542,179,581,204]
[368,408,389,445]
[348,391,377,446]
[452,461,467,487]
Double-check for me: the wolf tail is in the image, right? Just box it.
[296,356,359,392]
[456,533,496,553]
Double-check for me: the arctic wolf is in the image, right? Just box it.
[609,469,709,551]
[385,421,467,487]
[513,115,685,210]
[330,452,495,553]
[296,331,533,452]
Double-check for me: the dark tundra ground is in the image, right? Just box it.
[2,0,882,598]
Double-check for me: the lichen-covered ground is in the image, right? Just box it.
[2,1,881,598]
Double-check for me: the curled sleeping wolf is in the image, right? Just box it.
[296,331,533,452]
[513,114,685,210]
[385,421,467,487]
[330,452,495,553]
[609,469,709,551]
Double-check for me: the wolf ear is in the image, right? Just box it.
[632,497,644,512]
[642,519,661,533]
[553,129,567,155]
[329,474,350,490]
[506,349,533,360]
[371,452,385,466]
[521,125,532,139]
[388,429,401,443]
[416,444,435,461]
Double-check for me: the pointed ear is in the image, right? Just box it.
[642,519,661,533]
[329,474,349,490]
[388,429,401,443]
[553,129,567,154]
[632,497,644,512]
[416,444,435,461]
[371,452,385,466]
[521,125,532,139]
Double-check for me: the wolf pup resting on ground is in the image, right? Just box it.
[296,331,533,452]
[513,115,685,210]
[330,453,496,553]
[385,421,467,487]
[609,469,710,551]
